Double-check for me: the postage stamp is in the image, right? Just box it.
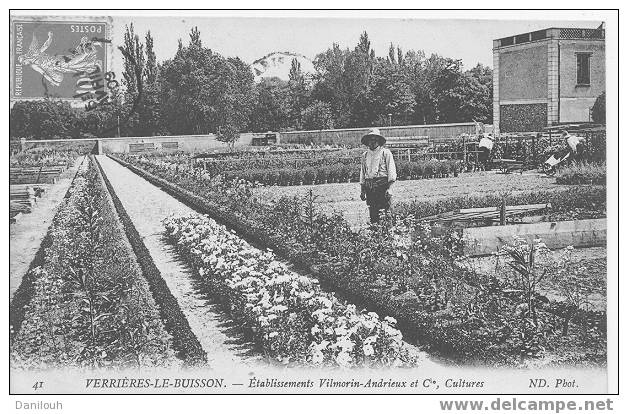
[11,19,110,100]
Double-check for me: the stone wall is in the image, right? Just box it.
[500,103,547,132]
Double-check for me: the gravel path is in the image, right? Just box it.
[97,155,261,369]
[10,156,86,301]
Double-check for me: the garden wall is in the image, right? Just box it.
[20,133,257,154]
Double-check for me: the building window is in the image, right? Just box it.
[576,53,592,85]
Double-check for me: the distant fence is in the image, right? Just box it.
[278,122,492,146]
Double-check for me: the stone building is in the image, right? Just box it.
[493,26,605,133]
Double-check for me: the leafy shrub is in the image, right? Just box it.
[555,162,606,185]
[591,92,605,124]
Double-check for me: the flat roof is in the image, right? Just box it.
[494,27,605,48]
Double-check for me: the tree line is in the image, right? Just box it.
[10,26,494,142]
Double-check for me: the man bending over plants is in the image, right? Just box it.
[359,128,397,223]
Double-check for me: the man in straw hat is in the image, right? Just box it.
[359,128,397,224]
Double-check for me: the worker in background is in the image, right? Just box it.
[563,130,586,162]
[359,128,397,224]
[478,133,494,170]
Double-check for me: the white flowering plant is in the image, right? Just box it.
[164,214,417,367]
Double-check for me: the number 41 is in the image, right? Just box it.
[32,381,44,390]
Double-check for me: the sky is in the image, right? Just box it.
[109,14,602,72]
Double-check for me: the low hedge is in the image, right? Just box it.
[10,158,175,369]
[95,157,207,366]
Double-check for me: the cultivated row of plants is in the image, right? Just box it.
[95,158,208,366]
[10,146,82,168]
[116,154,605,365]
[164,214,415,367]
[393,186,607,222]
[221,159,459,186]
[193,146,349,159]
[137,153,459,186]
[10,159,176,370]
[196,154,359,175]
[555,162,606,185]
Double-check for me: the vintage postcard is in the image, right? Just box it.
[7,9,618,403]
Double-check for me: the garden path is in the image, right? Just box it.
[97,155,262,370]
[10,156,86,301]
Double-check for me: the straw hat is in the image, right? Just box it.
[361,128,386,146]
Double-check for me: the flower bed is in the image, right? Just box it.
[164,214,415,367]
[10,159,176,369]
[113,154,606,365]
[555,162,606,185]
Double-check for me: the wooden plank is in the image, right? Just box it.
[463,218,607,256]
[422,203,551,222]
[456,203,550,215]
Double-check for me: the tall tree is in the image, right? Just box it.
[311,42,348,125]
[119,26,166,136]
[249,77,291,132]
[144,31,158,85]
[387,43,396,65]
[288,58,309,128]
[122,24,145,95]
[189,26,202,48]
[160,27,254,145]
[301,100,334,130]
[366,59,415,126]
[312,33,375,128]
